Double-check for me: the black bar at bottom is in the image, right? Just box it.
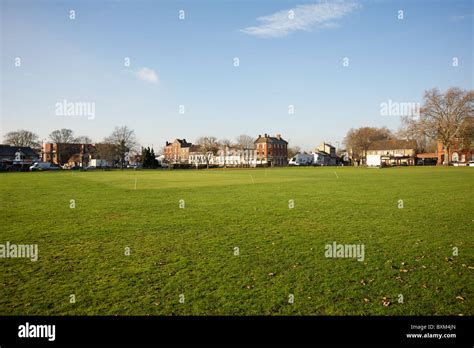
[0,316,472,346]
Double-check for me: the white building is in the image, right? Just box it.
[215,146,257,167]
[312,151,331,166]
[189,148,215,167]
[89,159,109,167]
[315,142,337,165]
[289,153,313,166]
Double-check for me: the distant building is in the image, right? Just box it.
[415,152,438,166]
[315,142,337,165]
[316,142,336,158]
[366,140,417,166]
[289,153,313,166]
[164,139,192,163]
[42,143,92,166]
[254,133,288,167]
[0,145,39,170]
[92,143,121,167]
[42,143,120,168]
[188,145,212,167]
[338,149,351,166]
[215,145,257,167]
[437,140,473,165]
[312,151,331,166]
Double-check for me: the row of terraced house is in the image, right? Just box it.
[164,133,289,167]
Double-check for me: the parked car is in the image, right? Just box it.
[469,161,474,167]
[29,162,61,171]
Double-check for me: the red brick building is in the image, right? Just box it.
[437,140,474,165]
[164,139,192,163]
[42,143,120,167]
[254,133,288,167]
[42,143,92,166]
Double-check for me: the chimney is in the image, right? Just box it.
[264,133,268,137]
[258,134,261,138]
[276,134,281,139]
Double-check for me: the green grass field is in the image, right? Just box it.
[0,167,472,315]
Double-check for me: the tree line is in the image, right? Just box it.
[343,87,473,165]
[4,126,138,168]
[4,87,473,167]
[3,127,259,169]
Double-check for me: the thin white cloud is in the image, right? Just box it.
[136,67,159,84]
[241,1,360,38]
[450,14,472,22]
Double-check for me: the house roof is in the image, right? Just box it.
[0,144,39,158]
[165,139,192,147]
[67,153,91,162]
[176,139,192,147]
[319,142,335,149]
[367,140,417,151]
[416,152,438,159]
[254,134,288,144]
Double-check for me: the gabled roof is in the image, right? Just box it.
[367,140,417,151]
[0,144,39,157]
[166,139,192,148]
[416,153,437,159]
[254,134,288,144]
[176,139,192,147]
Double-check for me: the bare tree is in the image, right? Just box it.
[49,129,76,143]
[459,116,474,150]
[288,146,301,158]
[407,88,473,165]
[48,129,79,164]
[92,143,119,164]
[75,135,93,144]
[235,134,255,166]
[4,130,40,149]
[397,118,438,153]
[156,146,166,156]
[195,136,219,169]
[219,138,232,168]
[235,134,254,149]
[104,126,138,168]
[343,127,392,163]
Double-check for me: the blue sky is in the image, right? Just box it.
[1,0,472,150]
